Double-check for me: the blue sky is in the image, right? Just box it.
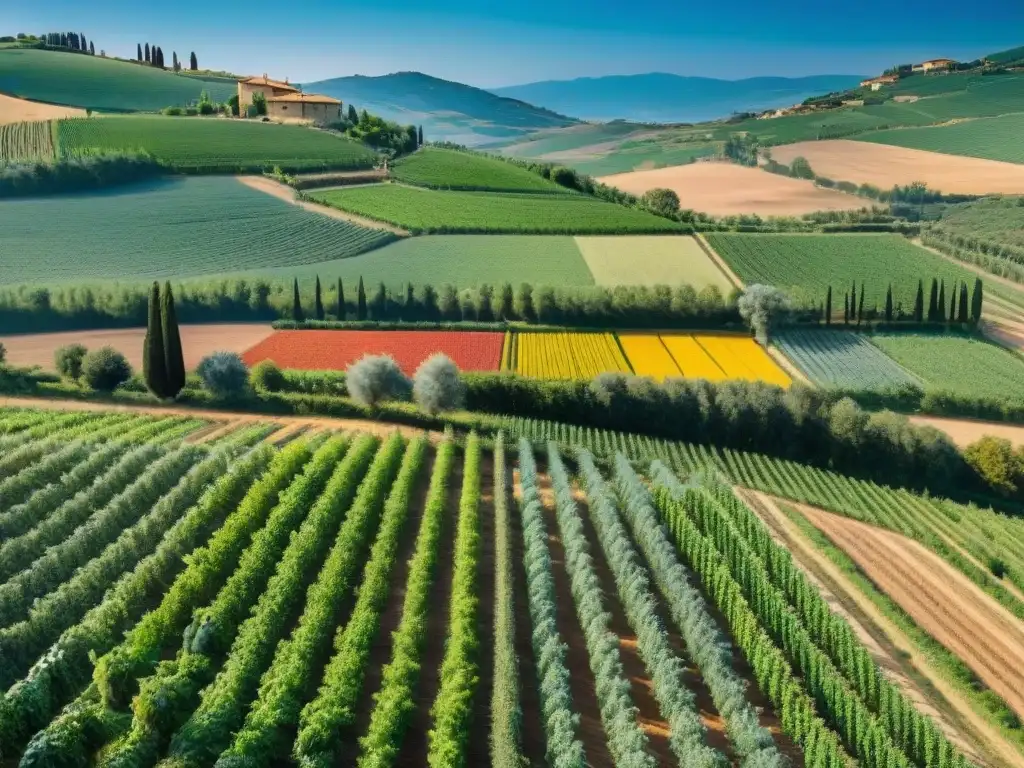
[8,0,1023,86]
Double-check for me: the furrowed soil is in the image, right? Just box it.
[394,458,460,767]
[741,490,1004,767]
[797,503,1024,726]
[0,324,274,372]
[771,140,1024,196]
[598,162,865,217]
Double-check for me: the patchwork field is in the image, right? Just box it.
[0,93,84,126]
[869,333,1024,401]
[574,235,736,289]
[599,162,865,216]
[0,48,236,111]
[771,139,1024,195]
[706,233,1024,310]
[0,177,396,285]
[391,147,567,192]
[859,113,1024,166]
[620,332,791,385]
[0,324,274,372]
[309,184,684,234]
[242,329,505,373]
[57,116,379,172]
[232,235,595,290]
[773,329,921,390]
[509,331,630,379]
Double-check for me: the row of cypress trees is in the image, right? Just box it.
[143,282,186,399]
[291,277,368,322]
[823,277,983,325]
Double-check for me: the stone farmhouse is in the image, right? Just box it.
[236,74,341,125]
[912,58,957,73]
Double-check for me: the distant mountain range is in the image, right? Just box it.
[489,73,867,123]
[302,71,577,146]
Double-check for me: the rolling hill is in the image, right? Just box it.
[301,71,578,145]
[490,73,865,123]
[0,48,235,111]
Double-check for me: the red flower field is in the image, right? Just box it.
[242,330,505,374]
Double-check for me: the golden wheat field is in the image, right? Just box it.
[507,331,631,379]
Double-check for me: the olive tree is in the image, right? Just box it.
[639,188,680,219]
[737,284,788,343]
[412,353,465,414]
[347,354,412,409]
[197,352,250,400]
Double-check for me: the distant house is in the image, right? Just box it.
[912,58,957,73]
[859,75,899,91]
[237,74,299,110]
[267,92,342,125]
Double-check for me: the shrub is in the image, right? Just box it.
[412,353,465,414]
[197,351,250,399]
[989,557,1008,579]
[55,343,88,379]
[640,188,681,219]
[250,359,286,393]
[346,354,412,408]
[0,341,5,365]
[162,106,184,116]
[82,346,132,391]
[789,156,815,180]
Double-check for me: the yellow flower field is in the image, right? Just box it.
[621,333,791,386]
[696,335,791,386]
[618,334,681,381]
[512,332,631,380]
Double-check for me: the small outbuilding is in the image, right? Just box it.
[266,92,342,125]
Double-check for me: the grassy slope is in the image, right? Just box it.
[932,197,1024,249]
[856,113,1024,164]
[0,177,395,284]
[218,234,595,290]
[58,116,378,171]
[0,48,235,111]
[390,147,568,192]
[310,184,684,234]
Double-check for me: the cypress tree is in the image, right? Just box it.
[337,278,345,320]
[927,278,938,322]
[937,280,946,322]
[371,281,387,320]
[884,284,893,322]
[137,43,142,61]
[357,277,367,320]
[418,125,424,145]
[348,103,358,123]
[971,278,983,322]
[849,282,856,324]
[404,282,415,320]
[843,293,849,325]
[292,278,304,322]
[949,285,956,323]
[913,280,924,323]
[144,42,150,63]
[190,51,198,70]
[161,282,186,398]
[314,276,324,320]
[857,282,865,325]
[958,282,969,323]
[143,282,169,398]
[825,286,832,326]
[89,41,95,55]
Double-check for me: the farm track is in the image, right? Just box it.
[237,175,412,235]
[741,490,1003,767]
[694,233,744,289]
[799,504,1024,723]
[534,471,616,766]
[394,460,460,767]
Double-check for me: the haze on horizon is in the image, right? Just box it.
[8,0,1023,87]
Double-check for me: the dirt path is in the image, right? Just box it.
[467,456,497,765]
[0,396,440,441]
[799,504,1024,725]
[534,472,616,766]
[571,487,678,766]
[343,449,436,761]
[394,459,461,767]
[0,324,274,373]
[765,344,811,385]
[509,470,548,766]
[740,490,1001,767]
[237,175,411,236]
[694,233,744,289]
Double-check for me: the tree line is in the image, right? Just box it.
[33,32,95,55]
[327,106,423,155]
[821,277,983,325]
[136,43,197,72]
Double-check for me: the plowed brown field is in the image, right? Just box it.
[771,140,1024,196]
[801,506,1024,721]
[0,93,85,125]
[597,162,865,216]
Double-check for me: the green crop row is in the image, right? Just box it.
[291,437,429,767]
[392,147,567,193]
[860,113,1024,165]
[358,438,456,768]
[310,184,684,235]
[773,329,921,390]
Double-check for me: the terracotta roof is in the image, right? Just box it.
[267,92,341,104]
[239,74,298,91]
[922,58,956,65]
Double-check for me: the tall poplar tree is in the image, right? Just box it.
[971,278,983,322]
[337,278,345,320]
[143,282,169,398]
[144,42,150,63]
[913,280,924,322]
[824,286,832,326]
[843,294,849,325]
[958,282,969,323]
[190,51,198,70]
[927,278,939,322]
[937,280,946,322]
[137,43,142,61]
[857,282,865,324]
[161,282,186,397]
[314,276,324,320]
[292,278,304,322]
[884,284,893,322]
[356,277,367,320]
